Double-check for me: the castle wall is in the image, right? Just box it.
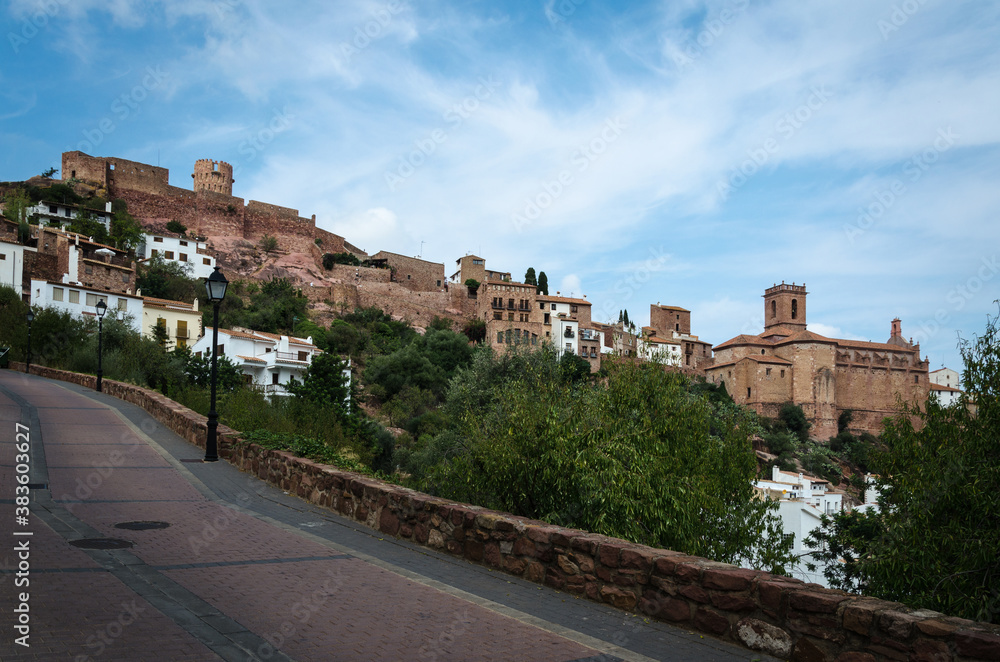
[370,251,446,293]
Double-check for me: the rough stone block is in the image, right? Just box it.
[600,586,637,610]
[710,593,757,612]
[694,607,730,636]
[598,544,621,568]
[679,584,711,604]
[620,548,654,574]
[702,568,757,592]
[788,590,848,614]
[735,618,793,658]
[910,639,950,662]
[955,630,1000,659]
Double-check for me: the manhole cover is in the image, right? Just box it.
[115,521,170,531]
[69,538,134,550]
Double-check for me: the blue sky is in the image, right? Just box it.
[3,0,999,371]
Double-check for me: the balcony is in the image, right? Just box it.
[263,383,291,396]
[175,329,190,339]
[563,329,575,338]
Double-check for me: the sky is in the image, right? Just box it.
[2,0,998,372]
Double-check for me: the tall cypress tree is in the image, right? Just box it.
[537,271,549,295]
[524,267,537,286]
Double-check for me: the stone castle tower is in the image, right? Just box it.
[763,282,807,333]
[192,159,234,196]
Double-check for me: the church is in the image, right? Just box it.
[705,282,929,438]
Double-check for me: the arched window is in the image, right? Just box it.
[791,299,798,319]
[771,300,776,318]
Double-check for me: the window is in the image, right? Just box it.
[551,304,556,310]
[298,351,308,361]
[164,251,174,260]
[179,240,188,247]
[176,320,188,339]
[761,349,765,355]
[539,302,544,309]
[177,339,187,349]
[179,253,188,262]
[436,280,441,287]
[153,237,163,243]
[84,265,93,274]
[571,305,578,313]
[747,387,751,398]
[780,370,785,378]
[497,332,504,344]
[117,299,127,311]
[272,372,280,385]
[507,313,514,321]
[766,368,771,376]
[407,274,411,280]
[676,324,679,331]
[53,287,64,301]
[531,334,537,346]
[505,329,512,344]
[68,290,80,304]
[771,300,776,317]
[86,293,108,307]
[914,375,919,383]
[493,312,502,320]
[151,249,158,257]
[203,257,211,265]
[64,208,71,217]
[217,344,225,356]
[791,299,798,319]
[49,205,57,213]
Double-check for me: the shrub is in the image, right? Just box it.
[260,235,278,252]
[166,220,187,235]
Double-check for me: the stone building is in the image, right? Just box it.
[648,304,714,371]
[369,251,445,292]
[60,151,347,256]
[34,227,136,294]
[449,254,511,286]
[706,282,929,438]
[476,279,600,372]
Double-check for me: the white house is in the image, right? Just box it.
[0,239,31,294]
[929,367,963,407]
[29,278,142,332]
[751,466,846,587]
[28,200,112,230]
[140,232,216,280]
[638,332,682,366]
[190,327,324,396]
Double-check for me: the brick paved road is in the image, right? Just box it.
[0,371,775,661]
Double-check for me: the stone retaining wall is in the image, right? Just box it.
[11,362,1000,662]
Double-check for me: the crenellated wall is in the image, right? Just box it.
[12,362,1000,662]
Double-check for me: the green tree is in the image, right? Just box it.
[41,167,58,178]
[461,318,486,344]
[67,208,110,245]
[419,346,793,571]
[2,188,32,224]
[807,308,1000,622]
[524,267,537,286]
[464,278,480,294]
[779,401,811,441]
[536,271,549,295]
[288,352,351,410]
[109,206,144,252]
[559,352,591,383]
[136,255,198,301]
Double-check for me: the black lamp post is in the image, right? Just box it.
[95,299,107,392]
[25,309,34,374]
[204,267,228,462]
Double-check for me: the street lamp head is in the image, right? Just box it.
[25,309,34,324]
[95,299,108,319]
[205,266,228,302]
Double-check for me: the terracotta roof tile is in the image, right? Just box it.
[236,355,266,364]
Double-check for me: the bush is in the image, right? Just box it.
[166,220,187,235]
[323,252,361,269]
[260,235,278,252]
